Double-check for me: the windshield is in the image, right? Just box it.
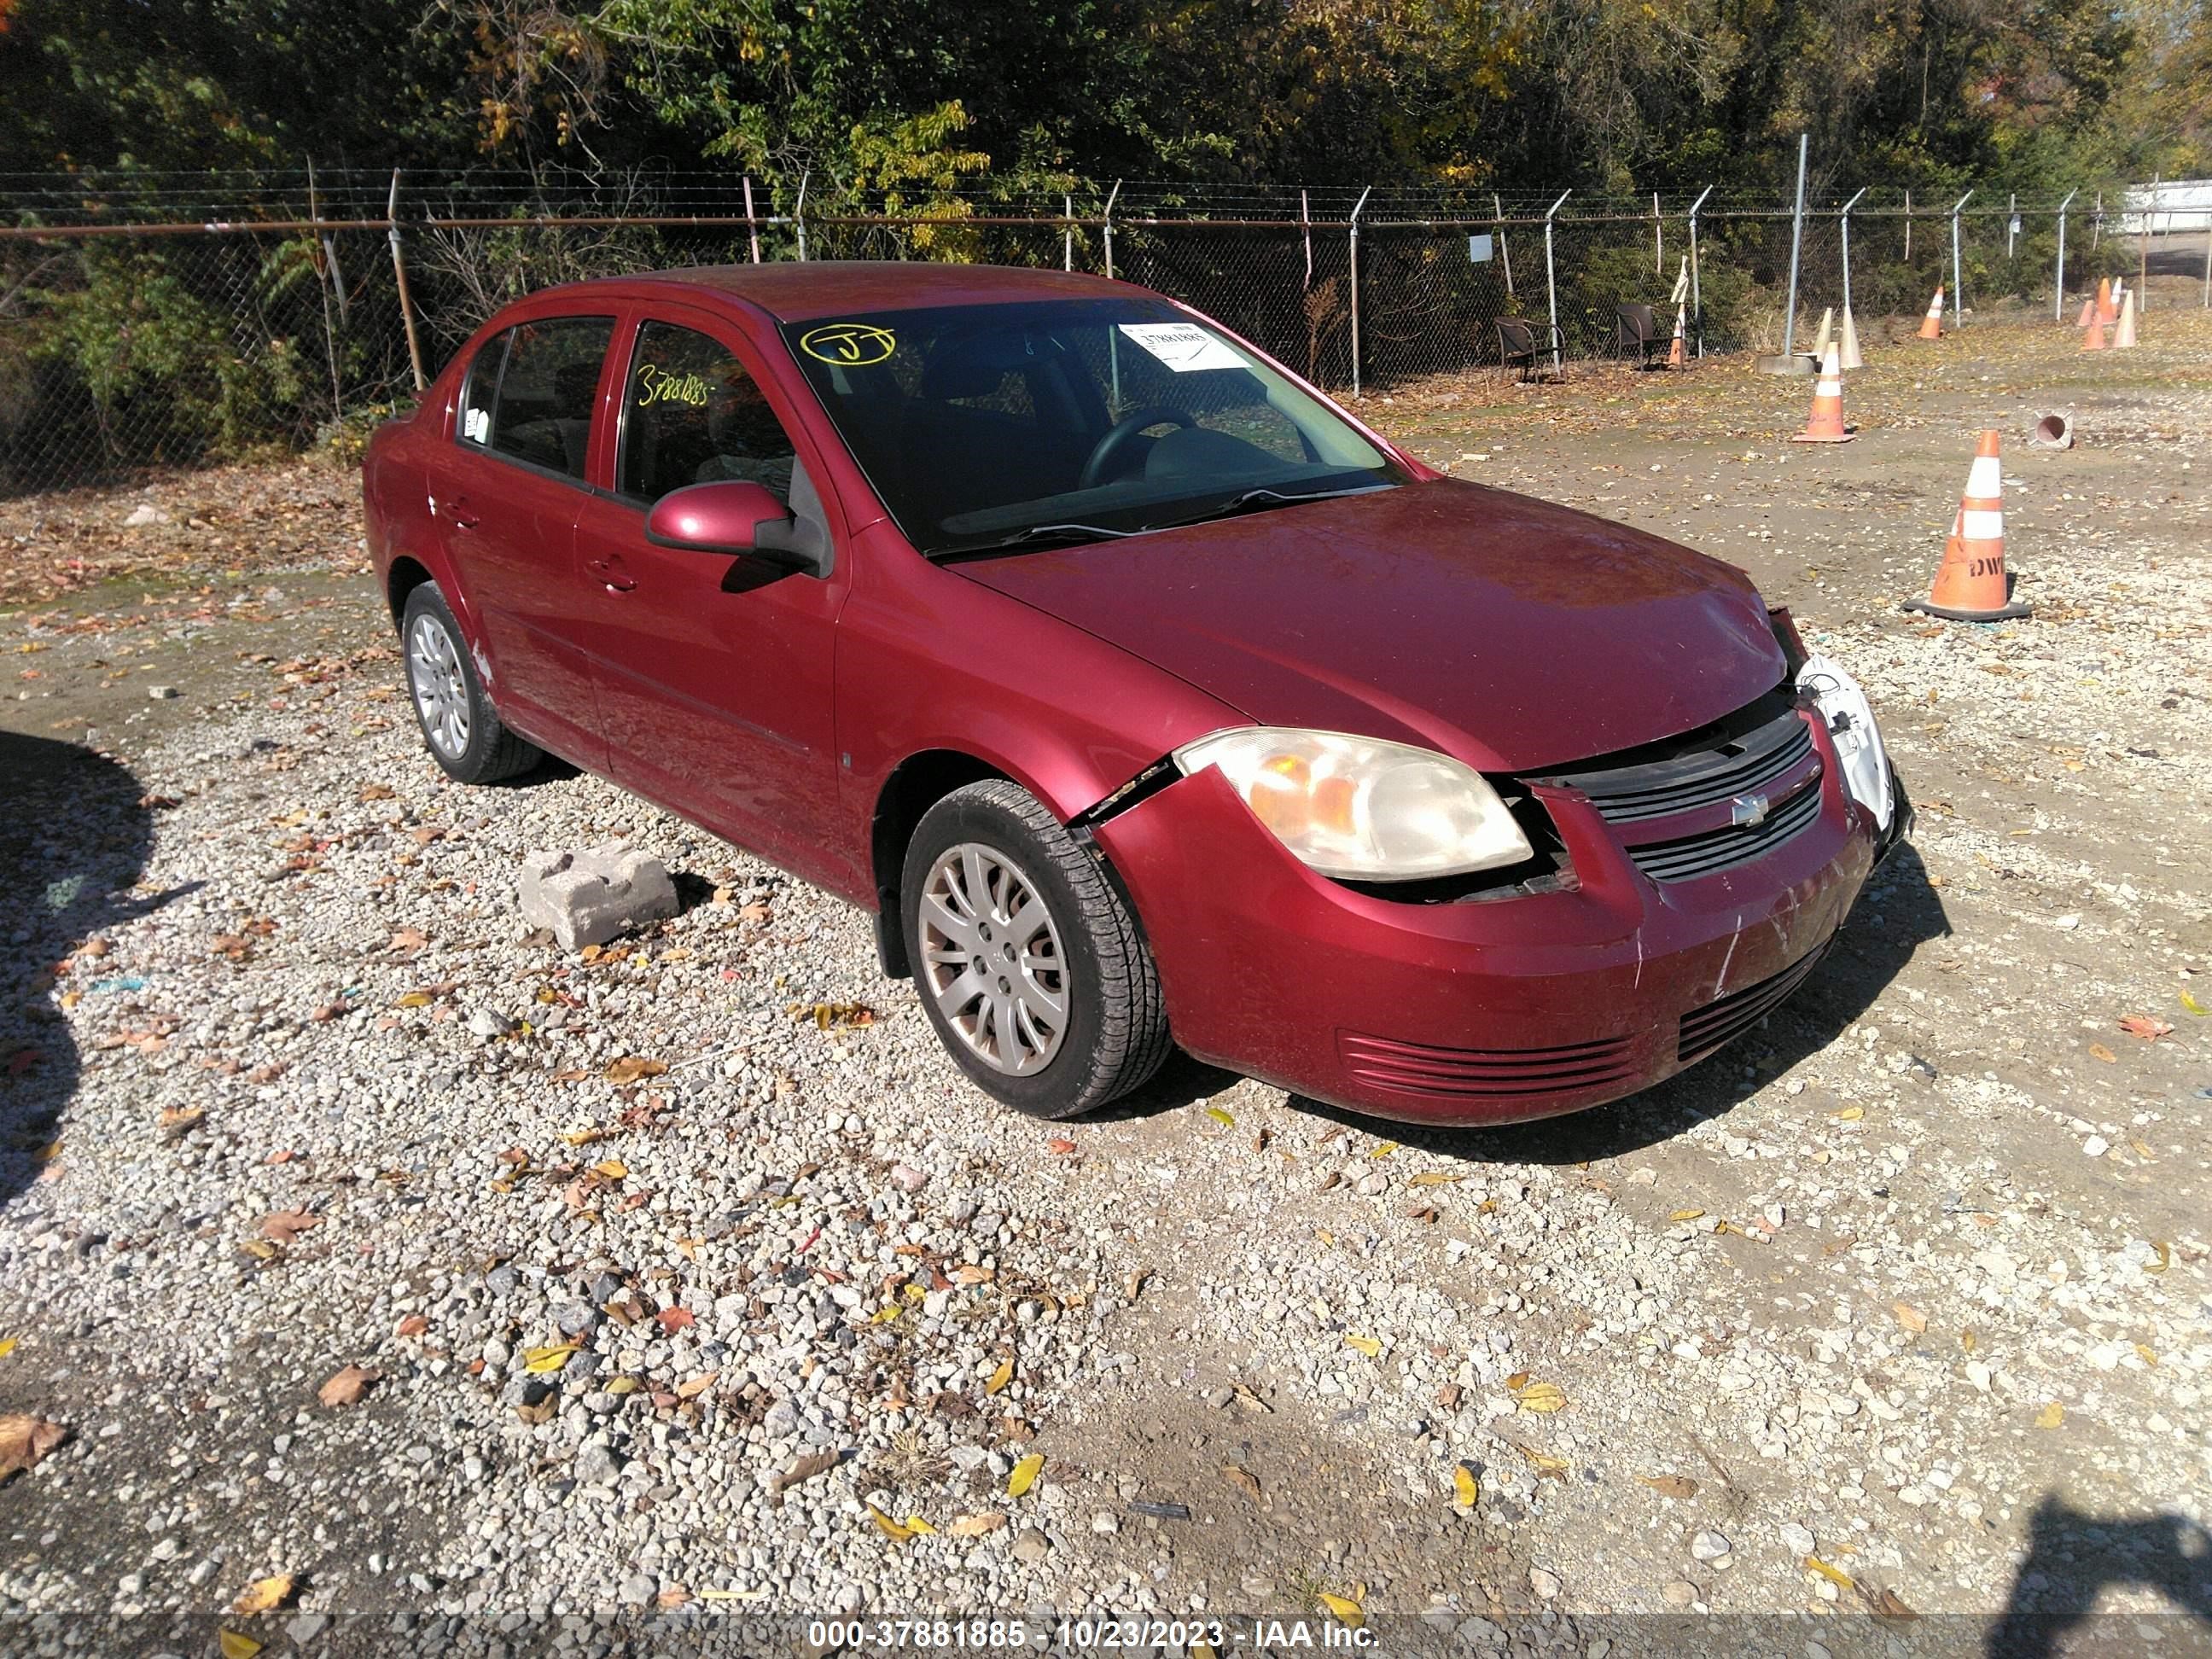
[779,298,1406,556]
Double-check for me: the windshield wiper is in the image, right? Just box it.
[1142,481,1394,533]
[927,522,1136,562]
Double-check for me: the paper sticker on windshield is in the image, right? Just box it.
[463,407,490,443]
[800,323,896,366]
[1117,322,1243,372]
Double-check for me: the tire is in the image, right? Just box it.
[399,583,540,784]
[902,779,1171,1119]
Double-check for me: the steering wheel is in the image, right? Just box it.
[1079,406,1197,490]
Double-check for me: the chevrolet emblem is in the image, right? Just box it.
[1729,793,1772,829]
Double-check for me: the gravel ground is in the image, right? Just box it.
[2,314,2208,1655]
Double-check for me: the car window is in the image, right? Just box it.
[780,300,1402,556]
[486,316,614,480]
[620,321,797,504]
[457,332,505,449]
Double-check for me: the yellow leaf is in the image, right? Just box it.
[1514,1381,1567,1414]
[1961,1330,1977,1353]
[1370,1140,1399,1158]
[604,1377,640,1395]
[218,1634,265,1659]
[1805,1557,1855,1590]
[1345,1334,1382,1358]
[2034,1401,2064,1429]
[2180,989,2206,1016]
[903,1515,937,1536]
[1318,1592,1364,1628]
[2134,1343,2157,1367]
[1195,1646,1218,1659]
[591,1159,628,1180]
[2146,1242,2171,1275]
[1668,1208,1706,1222]
[0,1337,15,1360]
[524,1344,577,1373]
[1831,1106,1864,1121]
[1452,1464,1481,1508]
[1407,1172,1461,1187]
[1008,1452,1045,1498]
[2087,1042,2116,1064]
[1314,1228,1336,1246]
[1205,1106,1235,1127]
[231,1575,294,1615]
[559,1126,605,1146]
[870,1306,901,1324]
[985,1359,1014,1395]
[1892,1301,1928,1334]
[864,1504,912,1543]
[1516,1444,1569,1474]
[394,992,434,1009]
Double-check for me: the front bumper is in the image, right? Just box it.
[1093,731,1880,1126]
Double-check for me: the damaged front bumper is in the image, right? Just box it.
[1092,725,1883,1126]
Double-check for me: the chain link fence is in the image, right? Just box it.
[3,169,2196,498]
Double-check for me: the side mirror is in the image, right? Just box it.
[644,480,828,576]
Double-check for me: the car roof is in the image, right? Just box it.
[548,262,1150,323]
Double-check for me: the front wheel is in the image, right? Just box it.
[400,583,540,783]
[902,780,1170,1119]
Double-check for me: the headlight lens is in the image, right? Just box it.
[1173,727,1534,880]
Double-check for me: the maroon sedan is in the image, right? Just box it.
[363,263,1904,1124]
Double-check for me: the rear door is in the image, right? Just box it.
[571,305,855,889]
[432,313,616,768]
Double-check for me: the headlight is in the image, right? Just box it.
[1173,727,1534,880]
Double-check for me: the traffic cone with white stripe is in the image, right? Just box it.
[2114,289,2138,348]
[1917,286,1945,340]
[1905,431,2030,622]
[1792,345,1854,443]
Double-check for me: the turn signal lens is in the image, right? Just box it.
[1173,727,1534,880]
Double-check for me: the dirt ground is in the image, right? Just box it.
[1,310,2208,1654]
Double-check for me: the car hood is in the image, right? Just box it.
[954,478,1785,772]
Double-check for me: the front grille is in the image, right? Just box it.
[1624,777,1822,882]
[1534,701,1813,825]
[1339,1031,1640,1100]
[1677,945,1830,1062]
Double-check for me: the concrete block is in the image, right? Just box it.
[520,844,677,952]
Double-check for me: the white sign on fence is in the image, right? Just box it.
[1467,234,1493,264]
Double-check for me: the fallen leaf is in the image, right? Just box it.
[0,1414,65,1480]
[2180,989,2207,1016]
[2146,1242,2171,1275]
[231,1575,294,1615]
[902,1515,937,1535]
[317,1365,377,1407]
[259,1208,321,1245]
[1204,1106,1235,1127]
[394,1314,428,1338]
[1806,1556,1855,1590]
[1345,1334,1382,1358]
[218,1633,265,1659]
[1452,1464,1481,1508]
[1045,1138,1077,1155]
[2117,1016,2173,1041]
[1513,1380,1567,1414]
[524,1344,578,1374]
[1668,1208,1707,1222]
[1407,1171,1461,1188]
[676,1371,719,1400]
[2087,1043,2117,1064]
[1892,1301,1928,1334]
[1230,1383,1272,1414]
[1639,1474,1697,1499]
[985,1359,1014,1395]
[591,1159,629,1181]
[1504,1370,1529,1391]
[1007,1452,1045,1498]
[603,1057,668,1086]
[864,1504,912,1543]
[950,1512,1006,1538]
[604,1377,641,1395]
[655,1307,695,1333]
[1318,1592,1363,1628]
[1220,1463,1262,1503]
[1831,1105,1864,1121]
[775,1451,838,1495]
[1513,1444,1569,1476]
[1867,1586,1918,1621]
[1369,1140,1399,1158]
[2034,1401,2064,1429]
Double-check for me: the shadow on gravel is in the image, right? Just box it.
[1989,1494,2212,1656]
[1281,838,1951,1165]
[0,731,169,1211]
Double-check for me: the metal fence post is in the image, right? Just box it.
[2007,192,2017,259]
[1782,133,1807,358]
[1685,185,1713,357]
[794,171,810,261]
[2140,173,2157,311]
[386,169,427,393]
[1348,185,1372,398]
[2203,207,2210,308]
[1653,190,1662,277]
[1543,189,1569,375]
[1102,179,1121,280]
[742,176,761,264]
[1493,191,1514,300]
[1838,185,1866,325]
[1063,195,1074,271]
[1951,189,1972,323]
[2054,189,2076,319]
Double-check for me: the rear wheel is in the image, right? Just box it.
[902,780,1170,1119]
[400,583,539,783]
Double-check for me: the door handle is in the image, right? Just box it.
[445,497,481,530]
[587,555,636,593]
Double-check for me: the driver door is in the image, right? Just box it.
[571,306,852,889]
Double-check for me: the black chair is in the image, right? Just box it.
[1496,317,1565,384]
[1614,304,1672,368]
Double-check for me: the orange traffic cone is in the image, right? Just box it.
[1905,431,2030,622]
[2114,289,2138,348]
[1917,287,1945,340]
[2094,277,2116,324]
[2081,312,2107,352]
[2074,299,2095,329]
[1792,345,1854,443]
